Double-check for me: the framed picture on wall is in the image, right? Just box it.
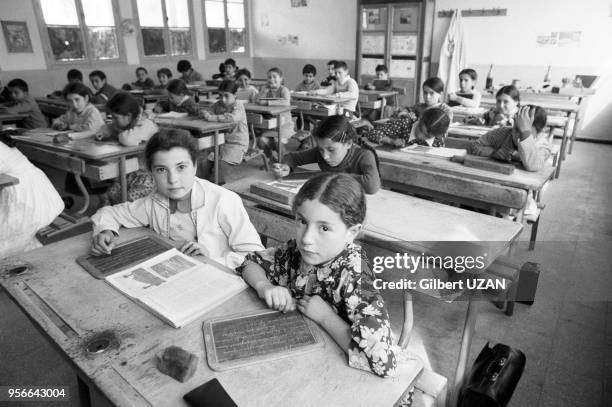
[1,20,33,53]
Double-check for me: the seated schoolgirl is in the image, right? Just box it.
[405,107,451,148]
[96,93,159,204]
[235,68,259,103]
[199,80,249,185]
[254,67,293,159]
[51,83,105,132]
[238,173,398,377]
[477,85,520,127]
[468,105,551,172]
[364,77,452,146]
[276,115,380,194]
[90,129,264,268]
[153,79,201,116]
[1,134,64,257]
[447,68,482,108]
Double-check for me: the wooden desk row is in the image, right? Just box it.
[0,227,439,407]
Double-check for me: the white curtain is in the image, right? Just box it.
[437,9,467,96]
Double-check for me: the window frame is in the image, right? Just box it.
[33,0,127,67]
[132,0,197,62]
[202,0,249,57]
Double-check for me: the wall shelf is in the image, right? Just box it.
[437,8,507,18]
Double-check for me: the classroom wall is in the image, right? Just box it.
[250,0,357,88]
[431,0,612,140]
[0,0,253,96]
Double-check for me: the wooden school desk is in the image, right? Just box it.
[0,173,19,190]
[225,172,523,406]
[14,131,144,210]
[153,117,232,184]
[375,147,555,221]
[127,90,168,105]
[186,84,219,99]
[359,89,399,118]
[0,228,424,407]
[0,112,29,126]
[291,92,354,119]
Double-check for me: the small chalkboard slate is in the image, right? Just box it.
[77,235,174,279]
[203,309,324,371]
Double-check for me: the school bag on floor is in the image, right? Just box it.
[458,342,526,407]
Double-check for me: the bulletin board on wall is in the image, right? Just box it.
[357,1,429,105]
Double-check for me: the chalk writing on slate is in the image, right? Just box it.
[77,236,173,279]
[204,310,325,370]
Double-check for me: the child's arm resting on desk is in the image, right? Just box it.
[90,198,152,239]
[355,149,381,194]
[515,133,551,171]
[282,148,319,169]
[236,245,297,312]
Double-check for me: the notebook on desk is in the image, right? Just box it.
[203,309,324,371]
[77,236,247,328]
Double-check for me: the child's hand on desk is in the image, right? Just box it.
[51,121,67,131]
[257,284,295,312]
[180,241,203,256]
[448,92,458,102]
[296,295,333,324]
[201,111,212,121]
[91,230,117,256]
[272,163,290,179]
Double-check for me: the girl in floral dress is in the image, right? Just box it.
[237,173,399,377]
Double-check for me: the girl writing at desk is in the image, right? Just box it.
[90,129,264,268]
[238,173,398,377]
[275,115,381,194]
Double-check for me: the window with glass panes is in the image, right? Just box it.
[135,0,193,57]
[36,0,120,63]
[204,0,246,54]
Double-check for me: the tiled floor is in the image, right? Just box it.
[1,140,611,406]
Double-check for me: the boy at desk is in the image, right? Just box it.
[364,64,393,91]
[0,79,47,129]
[295,64,321,92]
[90,129,264,268]
[467,105,551,172]
[177,60,204,84]
[311,61,359,117]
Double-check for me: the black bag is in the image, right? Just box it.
[458,343,526,407]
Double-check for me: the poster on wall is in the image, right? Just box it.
[361,58,385,76]
[536,31,581,47]
[391,34,417,56]
[1,20,33,53]
[290,0,307,7]
[361,34,385,54]
[390,59,415,78]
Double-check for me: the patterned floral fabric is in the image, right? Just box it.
[365,111,418,147]
[237,240,398,377]
[107,169,155,205]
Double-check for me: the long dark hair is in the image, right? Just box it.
[313,115,380,172]
[496,85,520,103]
[293,173,366,228]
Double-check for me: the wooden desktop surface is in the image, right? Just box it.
[0,228,423,407]
[153,117,234,134]
[225,173,523,263]
[291,93,353,104]
[360,89,398,98]
[480,95,579,113]
[242,103,295,115]
[0,112,29,123]
[14,131,144,161]
[375,147,554,192]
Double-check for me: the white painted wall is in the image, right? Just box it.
[432,0,611,68]
[250,0,357,60]
[0,0,46,71]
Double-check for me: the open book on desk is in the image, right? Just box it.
[400,144,467,159]
[77,236,247,328]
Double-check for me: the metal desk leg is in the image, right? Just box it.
[119,156,128,202]
[277,114,283,161]
[450,297,479,407]
[73,174,90,215]
[214,131,219,184]
[568,111,580,155]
